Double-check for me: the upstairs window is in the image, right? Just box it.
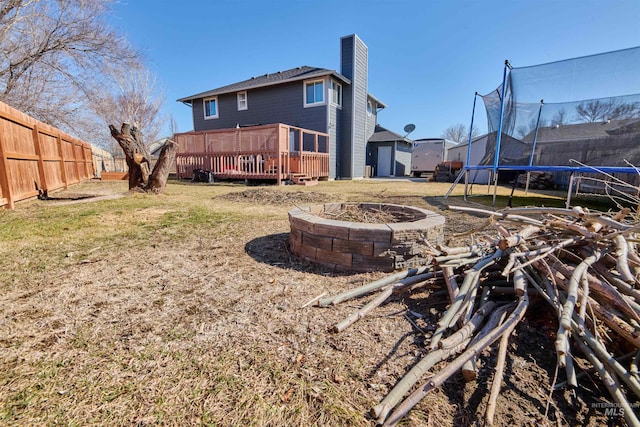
[331,81,342,107]
[304,79,325,106]
[367,99,373,116]
[237,91,247,111]
[204,97,218,119]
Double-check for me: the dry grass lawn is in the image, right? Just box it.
[0,179,610,426]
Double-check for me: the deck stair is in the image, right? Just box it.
[291,174,318,186]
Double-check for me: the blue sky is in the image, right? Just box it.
[111,0,640,140]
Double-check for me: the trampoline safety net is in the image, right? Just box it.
[477,46,640,188]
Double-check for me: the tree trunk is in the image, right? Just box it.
[147,137,177,193]
[109,123,176,193]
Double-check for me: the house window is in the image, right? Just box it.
[237,91,247,111]
[304,79,325,106]
[331,81,342,107]
[367,100,373,116]
[204,97,218,119]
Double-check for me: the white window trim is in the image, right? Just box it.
[304,78,326,108]
[203,96,219,119]
[237,91,248,111]
[367,99,374,117]
[330,80,342,109]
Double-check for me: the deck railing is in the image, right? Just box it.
[174,124,330,184]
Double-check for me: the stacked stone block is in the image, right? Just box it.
[288,203,445,272]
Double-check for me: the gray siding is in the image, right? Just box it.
[191,81,327,134]
[395,142,412,176]
[366,142,379,176]
[328,101,341,179]
[365,97,377,141]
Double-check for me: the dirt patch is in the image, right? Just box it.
[218,188,335,205]
[40,193,126,206]
[0,181,617,426]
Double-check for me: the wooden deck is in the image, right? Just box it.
[174,124,330,185]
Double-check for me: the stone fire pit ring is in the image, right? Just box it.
[288,202,445,272]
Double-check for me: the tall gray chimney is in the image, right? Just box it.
[339,34,368,178]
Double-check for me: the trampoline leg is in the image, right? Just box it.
[464,170,469,201]
[566,172,574,209]
[487,171,492,195]
[525,171,531,195]
[492,171,499,207]
[508,172,520,208]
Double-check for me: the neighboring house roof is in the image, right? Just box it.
[368,125,411,143]
[177,66,351,103]
[522,118,640,143]
[442,135,488,153]
[413,137,458,149]
[467,134,488,145]
[148,138,171,157]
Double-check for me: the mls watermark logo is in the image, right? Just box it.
[604,406,624,417]
[591,401,638,417]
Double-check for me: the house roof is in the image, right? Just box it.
[368,125,411,143]
[522,118,640,143]
[177,66,351,103]
[368,93,387,109]
[148,138,171,156]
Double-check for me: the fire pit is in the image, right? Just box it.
[288,203,445,272]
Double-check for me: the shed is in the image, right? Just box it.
[447,135,491,184]
[366,125,413,177]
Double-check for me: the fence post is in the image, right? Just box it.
[74,140,82,183]
[82,142,94,179]
[89,144,95,177]
[32,125,48,193]
[56,134,68,188]
[0,129,14,209]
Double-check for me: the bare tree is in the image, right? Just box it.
[93,66,166,149]
[516,118,547,139]
[550,109,569,126]
[0,0,140,142]
[575,99,640,123]
[169,115,179,136]
[441,123,480,144]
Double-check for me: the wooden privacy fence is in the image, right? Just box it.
[174,123,330,185]
[0,101,95,209]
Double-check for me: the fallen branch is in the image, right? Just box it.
[331,272,436,332]
[383,294,529,427]
[485,317,518,426]
[318,266,435,307]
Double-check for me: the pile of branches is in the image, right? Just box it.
[515,171,556,189]
[316,204,640,426]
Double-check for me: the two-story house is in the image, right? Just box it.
[176,34,404,179]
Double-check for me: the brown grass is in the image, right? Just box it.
[0,179,609,426]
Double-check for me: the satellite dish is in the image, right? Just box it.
[403,124,416,134]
